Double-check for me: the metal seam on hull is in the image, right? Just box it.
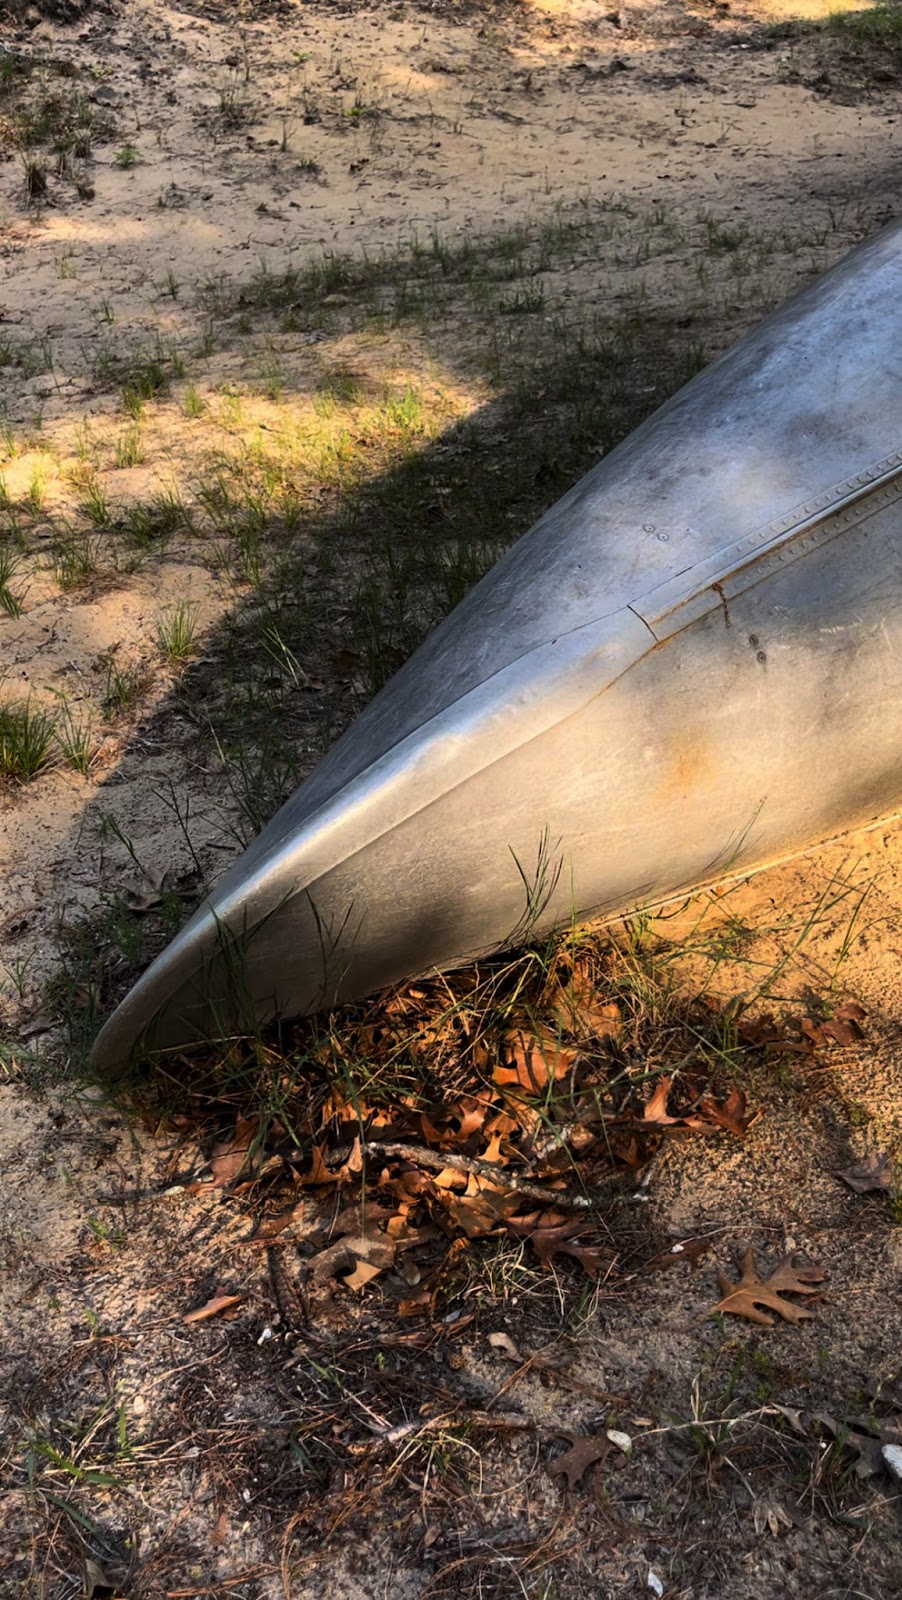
[627,604,659,642]
[755,447,902,537]
[88,609,658,1067]
[204,613,655,929]
[637,452,902,641]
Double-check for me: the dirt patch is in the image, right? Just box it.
[2,0,902,1595]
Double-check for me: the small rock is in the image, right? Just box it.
[607,1428,632,1453]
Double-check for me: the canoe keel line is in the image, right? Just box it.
[91,222,902,1070]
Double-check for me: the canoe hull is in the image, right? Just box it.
[90,221,902,1068]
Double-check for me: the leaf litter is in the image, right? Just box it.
[144,940,786,1305]
[140,942,863,1323]
[773,1398,902,1480]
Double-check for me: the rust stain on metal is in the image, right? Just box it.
[655,732,715,802]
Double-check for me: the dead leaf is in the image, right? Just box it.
[247,1206,302,1241]
[84,1559,117,1599]
[550,963,622,1040]
[774,1407,889,1479]
[638,1076,683,1127]
[444,1174,523,1236]
[306,1227,396,1293]
[184,1293,242,1324]
[606,1428,632,1453]
[527,1216,610,1278]
[771,1403,808,1436]
[818,1416,887,1477]
[711,1250,825,1327]
[693,1088,761,1137]
[291,1143,341,1187]
[637,1078,760,1137]
[753,1499,793,1537]
[209,1117,260,1187]
[330,647,362,675]
[736,1012,788,1049]
[384,1218,440,1257]
[20,1011,60,1039]
[495,1027,578,1094]
[836,1152,892,1194]
[800,1001,866,1049]
[397,1285,436,1317]
[548,1430,610,1488]
[120,861,168,912]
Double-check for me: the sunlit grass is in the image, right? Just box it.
[828,0,902,40]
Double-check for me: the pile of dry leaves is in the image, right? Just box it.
[135,939,873,1324]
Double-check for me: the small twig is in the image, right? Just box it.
[636,1406,773,1438]
[361,1139,615,1210]
[530,1121,580,1161]
[352,1409,536,1451]
[166,1577,271,1598]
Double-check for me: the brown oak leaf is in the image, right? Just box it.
[247,1206,302,1242]
[548,1431,610,1489]
[209,1117,261,1187]
[773,1405,901,1479]
[645,1229,725,1273]
[527,1216,610,1278]
[445,1175,523,1236]
[307,1231,396,1292]
[329,647,362,675]
[640,1075,683,1127]
[800,1001,866,1050]
[836,1152,892,1194]
[736,1011,790,1050]
[550,963,622,1041]
[693,1088,761,1137]
[495,1028,578,1094]
[632,1078,759,1138]
[711,1249,825,1327]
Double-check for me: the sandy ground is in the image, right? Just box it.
[3,0,902,1596]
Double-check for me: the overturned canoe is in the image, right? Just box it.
[91,220,902,1070]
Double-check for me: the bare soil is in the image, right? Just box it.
[3,1,902,1597]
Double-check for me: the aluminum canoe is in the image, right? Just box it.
[91,219,902,1069]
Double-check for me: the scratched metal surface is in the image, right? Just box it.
[91,220,902,1068]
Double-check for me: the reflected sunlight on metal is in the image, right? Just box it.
[92,217,902,1070]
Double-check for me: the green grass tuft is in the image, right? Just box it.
[0,699,56,783]
[156,600,201,665]
[829,1,902,41]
